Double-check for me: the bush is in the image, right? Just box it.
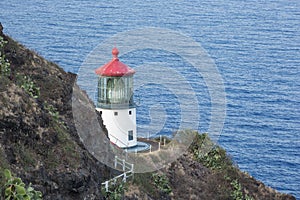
[231,179,254,200]
[20,76,40,99]
[101,180,127,200]
[0,36,11,77]
[44,102,59,122]
[191,133,232,170]
[1,169,42,200]
[151,173,172,194]
[197,146,231,170]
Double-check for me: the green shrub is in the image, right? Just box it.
[151,173,172,194]
[231,179,243,200]
[0,36,11,77]
[20,76,40,99]
[191,134,232,170]
[132,172,155,195]
[44,102,59,122]
[44,102,66,129]
[101,180,127,200]
[197,146,231,170]
[132,172,172,197]
[1,169,42,200]
[230,179,254,200]
[191,133,255,199]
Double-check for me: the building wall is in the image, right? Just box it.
[96,107,137,148]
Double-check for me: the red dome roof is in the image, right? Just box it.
[95,48,135,77]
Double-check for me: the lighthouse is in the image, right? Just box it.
[95,47,137,148]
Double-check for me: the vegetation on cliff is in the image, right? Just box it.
[125,132,295,200]
[0,24,296,200]
[0,24,111,199]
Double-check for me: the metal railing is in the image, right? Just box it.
[108,133,129,148]
[101,156,134,192]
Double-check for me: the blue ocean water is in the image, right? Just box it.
[1,0,299,198]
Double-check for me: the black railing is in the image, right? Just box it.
[97,102,136,109]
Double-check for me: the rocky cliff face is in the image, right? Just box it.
[0,24,110,200]
[0,24,296,200]
[125,133,296,200]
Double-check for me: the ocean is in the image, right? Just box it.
[1,0,299,198]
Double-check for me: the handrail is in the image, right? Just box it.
[108,133,129,147]
[101,156,134,192]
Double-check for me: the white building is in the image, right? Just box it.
[95,47,137,148]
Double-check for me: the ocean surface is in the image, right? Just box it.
[1,0,299,198]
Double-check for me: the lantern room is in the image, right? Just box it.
[95,47,137,148]
[95,47,135,108]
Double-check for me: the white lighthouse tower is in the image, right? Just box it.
[95,47,137,148]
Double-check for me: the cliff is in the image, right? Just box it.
[0,24,111,200]
[125,133,296,200]
[0,24,296,200]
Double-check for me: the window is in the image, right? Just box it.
[116,78,125,103]
[107,78,113,103]
[114,112,118,116]
[128,130,133,141]
[129,110,132,115]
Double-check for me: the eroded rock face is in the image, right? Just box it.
[0,26,110,200]
[124,152,296,200]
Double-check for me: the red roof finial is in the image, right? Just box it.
[95,47,135,77]
[112,47,119,59]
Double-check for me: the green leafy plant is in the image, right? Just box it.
[21,76,40,99]
[44,102,59,122]
[44,102,67,129]
[191,133,232,170]
[230,179,254,200]
[231,179,243,200]
[197,146,231,170]
[101,181,127,200]
[132,172,156,196]
[0,36,11,77]
[2,169,42,200]
[151,173,172,194]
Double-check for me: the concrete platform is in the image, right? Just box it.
[124,141,151,153]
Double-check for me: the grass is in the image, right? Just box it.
[190,132,254,200]
[15,144,37,169]
[44,122,80,170]
[131,171,172,199]
[151,173,172,194]
[0,148,10,187]
[132,172,162,199]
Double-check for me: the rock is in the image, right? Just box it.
[176,167,185,176]
[0,25,110,200]
[0,22,3,34]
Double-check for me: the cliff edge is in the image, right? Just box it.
[0,24,296,200]
[0,23,110,200]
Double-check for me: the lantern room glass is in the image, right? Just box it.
[97,76,134,108]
